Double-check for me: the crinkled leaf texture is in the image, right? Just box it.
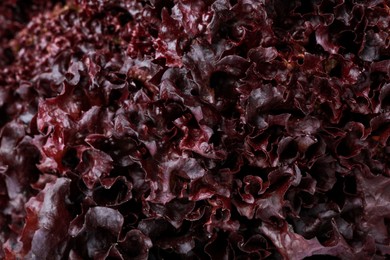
[0,0,390,259]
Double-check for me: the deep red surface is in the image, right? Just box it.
[0,0,389,259]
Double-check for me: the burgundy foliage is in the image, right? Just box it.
[0,0,389,259]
